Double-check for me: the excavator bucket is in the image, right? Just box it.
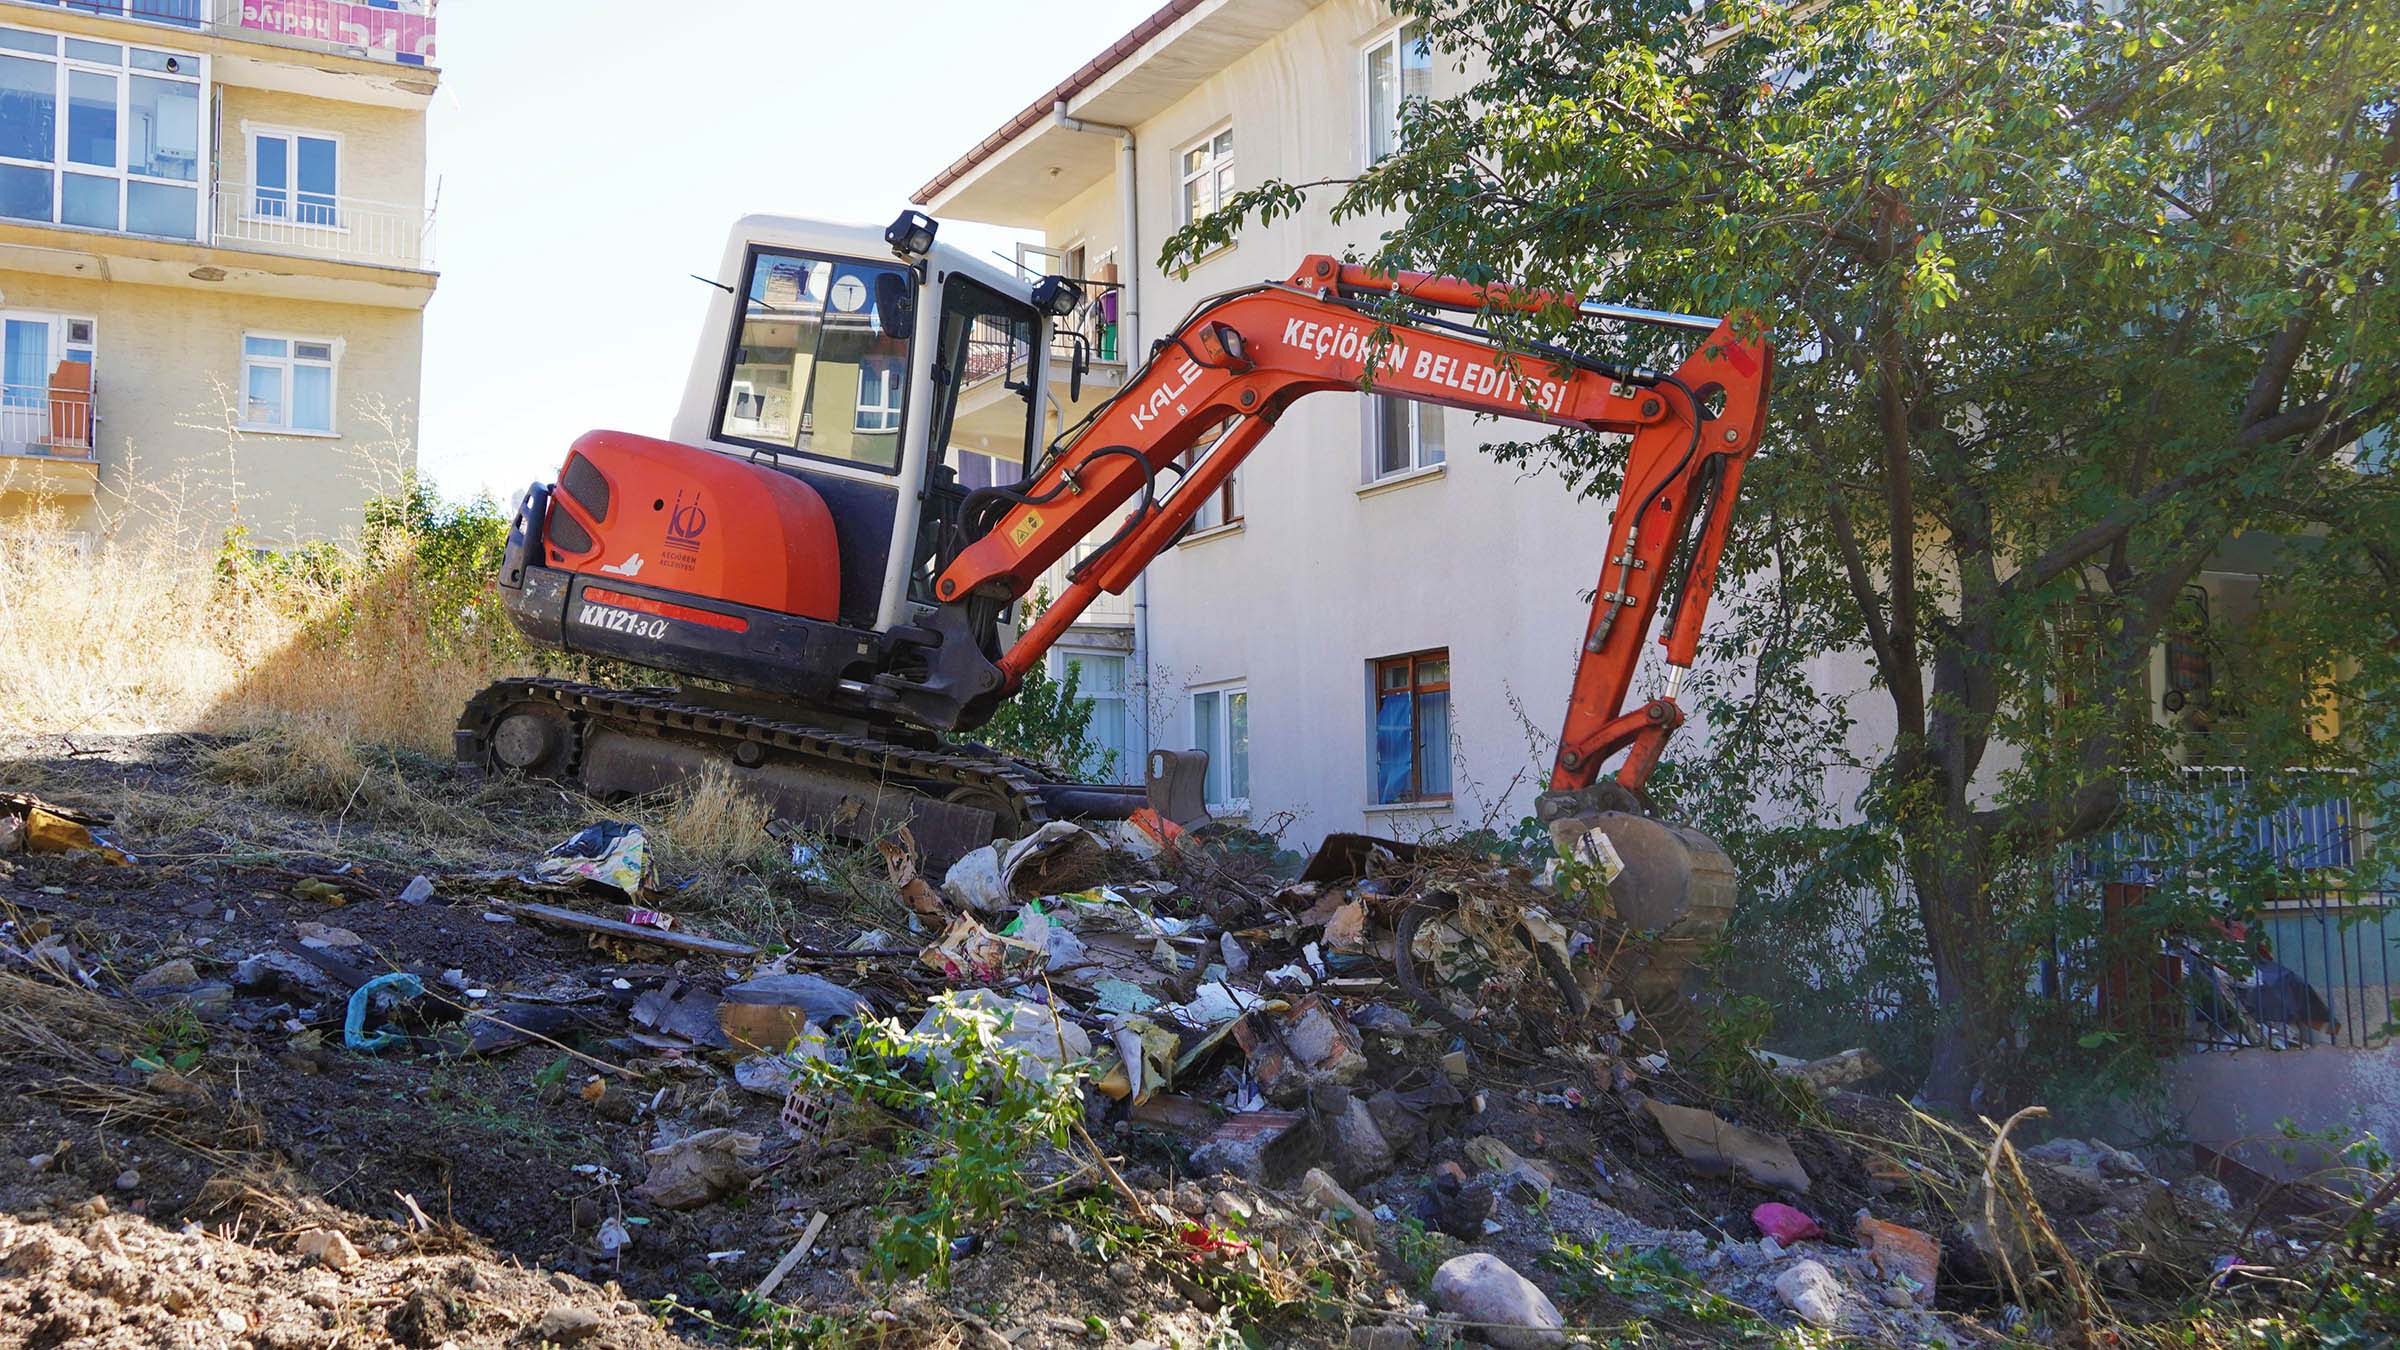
[1547,810,1736,1013]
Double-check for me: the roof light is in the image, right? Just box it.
[885,209,938,260]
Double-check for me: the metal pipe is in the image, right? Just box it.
[1576,298,1722,333]
[1052,98,1150,782]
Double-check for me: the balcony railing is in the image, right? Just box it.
[211,182,435,270]
[0,383,97,461]
[1,0,438,67]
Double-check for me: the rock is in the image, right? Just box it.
[1430,1252,1566,1349]
[295,1228,360,1271]
[1364,1089,1429,1159]
[234,950,342,997]
[2098,1145,2147,1178]
[1325,1097,1394,1183]
[1751,1202,1822,1244]
[397,875,435,905]
[1189,1110,1319,1185]
[2174,1174,2235,1214]
[132,958,200,990]
[533,1306,605,1343]
[1300,1168,1378,1246]
[1773,1258,1845,1328]
[1208,1191,1252,1224]
[112,1169,139,1191]
[1347,1327,1418,1350]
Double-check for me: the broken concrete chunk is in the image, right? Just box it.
[1642,1099,1812,1192]
[1298,1167,1378,1246]
[633,1128,763,1209]
[1234,996,1366,1103]
[1773,1258,1844,1328]
[294,1228,360,1272]
[1856,1216,1938,1307]
[1322,1095,1394,1184]
[1430,1252,1566,1349]
[1187,1110,1318,1185]
[234,949,343,997]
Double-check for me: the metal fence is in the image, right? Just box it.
[2060,768,2394,1052]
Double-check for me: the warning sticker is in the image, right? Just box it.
[1008,510,1044,549]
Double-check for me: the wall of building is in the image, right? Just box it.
[216,84,428,213]
[2170,1047,2400,1183]
[0,269,422,545]
[1022,0,1887,838]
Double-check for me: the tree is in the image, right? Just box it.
[1168,0,2400,1105]
[972,594,1121,782]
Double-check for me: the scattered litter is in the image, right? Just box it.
[530,821,655,898]
[717,974,870,1052]
[633,1128,763,1209]
[753,1211,829,1302]
[624,907,676,930]
[0,794,134,864]
[596,1216,634,1256]
[1751,1201,1823,1244]
[1642,1099,1811,1192]
[343,972,423,1052]
[1856,1216,1939,1307]
[632,979,733,1049]
[290,878,346,905]
[295,922,362,949]
[877,827,952,926]
[1093,1016,1178,1105]
[941,821,1105,912]
[912,989,1090,1084]
[398,875,435,905]
[922,913,1046,984]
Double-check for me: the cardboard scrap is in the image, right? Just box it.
[1642,1098,1812,1192]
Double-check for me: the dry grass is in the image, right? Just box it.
[0,504,518,756]
[655,765,776,880]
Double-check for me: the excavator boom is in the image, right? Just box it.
[906,256,1773,803]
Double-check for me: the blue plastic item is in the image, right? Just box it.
[344,972,424,1052]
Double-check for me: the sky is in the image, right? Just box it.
[418,0,1159,503]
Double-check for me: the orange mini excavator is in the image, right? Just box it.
[458,210,1772,906]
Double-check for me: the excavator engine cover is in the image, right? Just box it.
[541,429,840,622]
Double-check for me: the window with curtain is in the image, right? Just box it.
[240,334,337,434]
[1373,650,1452,804]
[1060,651,1132,785]
[1192,685,1250,810]
[1177,125,1233,227]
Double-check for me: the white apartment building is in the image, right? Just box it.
[920,0,1723,836]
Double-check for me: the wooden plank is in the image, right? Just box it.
[495,902,758,959]
[753,1210,829,1303]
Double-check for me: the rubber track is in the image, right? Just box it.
[455,678,1053,832]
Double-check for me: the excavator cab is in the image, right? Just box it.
[490,211,1077,718]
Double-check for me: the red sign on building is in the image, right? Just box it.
[240,1,438,66]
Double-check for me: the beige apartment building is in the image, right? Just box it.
[0,0,437,547]
[921,0,1658,831]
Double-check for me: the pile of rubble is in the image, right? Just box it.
[0,785,2334,1346]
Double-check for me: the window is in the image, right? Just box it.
[0,311,94,453]
[854,356,903,433]
[1178,419,1242,532]
[240,334,337,434]
[716,245,917,472]
[249,127,339,226]
[955,447,1022,491]
[1368,394,1445,479]
[1058,651,1133,785]
[1362,22,1433,163]
[1373,650,1452,804]
[1177,124,1233,226]
[0,28,203,239]
[1192,685,1249,811]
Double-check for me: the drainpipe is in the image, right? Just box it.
[1052,99,1153,776]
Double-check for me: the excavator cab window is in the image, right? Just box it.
[714,244,915,473]
[908,275,1041,608]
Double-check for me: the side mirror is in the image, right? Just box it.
[1070,333,1089,402]
[873,272,915,341]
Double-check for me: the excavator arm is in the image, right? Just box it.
[903,256,1772,803]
